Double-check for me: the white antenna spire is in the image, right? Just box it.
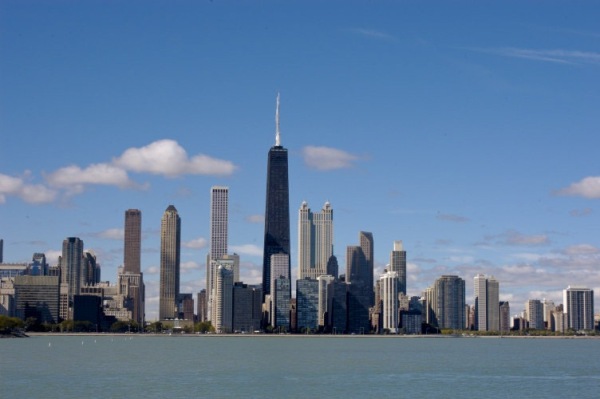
[275,92,281,146]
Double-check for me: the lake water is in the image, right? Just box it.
[1,335,599,398]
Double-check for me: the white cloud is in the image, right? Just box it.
[94,228,124,240]
[486,230,549,246]
[114,139,236,177]
[145,266,160,275]
[563,244,599,256]
[302,146,360,171]
[557,176,600,199]
[230,244,262,257]
[181,261,201,273]
[0,172,57,204]
[245,214,264,224]
[46,163,134,190]
[44,249,62,266]
[183,237,208,249]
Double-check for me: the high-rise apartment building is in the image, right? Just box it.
[359,232,374,304]
[0,238,3,263]
[389,241,407,295]
[273,277,291,332]
[262,94,290,297]
[206,187,230,322]
[159,205,181,320]
[563,286,594,331]
[380,270,399,333]
[542,299,555,330]
[60,237,84,305]
[499,301,510,333]
[296,277,319,332]
[525,299,544,330]
[473,274,499,331]
[317,274,335,328]
[214,265,233,333]
[431,275,465,330]
[298,201,334,280]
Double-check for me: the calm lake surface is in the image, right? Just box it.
[1,335,599,398]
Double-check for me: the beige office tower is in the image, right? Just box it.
[214,265,233,333]
[317,274,335,327]
[473,274,499,331]
[298,201,333,280]
[159,205,181,321]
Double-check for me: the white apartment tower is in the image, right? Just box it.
[563,286,594,331]
[298,201,334,280]
[214,265,233,333]
[206,186,229,322]
[380,271,399,333]
[474,274,499,331]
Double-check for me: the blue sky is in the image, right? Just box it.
[1,1,599,321]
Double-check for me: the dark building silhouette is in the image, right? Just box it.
[262,94,290,297]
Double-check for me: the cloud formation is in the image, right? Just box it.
[475,47,600,65]
[557,176,600,199]
[0,172,57,204]
[183,237,208,249]
[114,139,236,177]
[245,214,264,224]
[302,146,360,170]
[485,230,550,246]
[230,244,262,257]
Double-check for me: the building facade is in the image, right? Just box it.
[563,286,594,331]
[159,205,181,320]
[262,94,290,298]
[298,201,334,280]
[473,274,499,331]
[380,271,399,333]
[296,277,319,332]
[432,275,465,330]
[389,241,407,295]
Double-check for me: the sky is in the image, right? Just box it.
[1,1,599,322]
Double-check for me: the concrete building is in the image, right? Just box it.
[298,201,334,280]
[159,205,181,320]
[563,286,595,331]
[499,301,511,333]
[206,186,229,322]
[380,270,399,333]
[474,274,499,331]
[317,274,335,328]
[329,279,347,334]
[270,253,290,304]
[197,289,207,322]
[525,299,544,330]
[214,265,233,333]
[542,299,555,330]
[296,277,319,332]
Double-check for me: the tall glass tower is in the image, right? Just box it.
[262,94,290,297]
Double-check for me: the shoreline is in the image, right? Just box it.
[24,332,600,339]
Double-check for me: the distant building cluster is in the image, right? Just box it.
[1,96,597,335]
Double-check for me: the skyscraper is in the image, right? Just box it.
[473,274,499,331]
[359,232,374,306]
[0,238,3,263]
[389,241,407,295]
[432,275,465,330]
[159,205,181,320]
[121,209,145,326]
[298,201,334,280]
[206,186,229,322]
[60,237,84,302]
[380,270,399,333]
[262,93,290,297]
[563,286,594,331]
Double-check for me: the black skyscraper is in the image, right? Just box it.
[262,94,290,297]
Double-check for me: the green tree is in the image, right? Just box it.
[0,315,24,333]
[194,321,215,333]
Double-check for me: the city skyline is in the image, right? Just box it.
[1,2,600,321]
